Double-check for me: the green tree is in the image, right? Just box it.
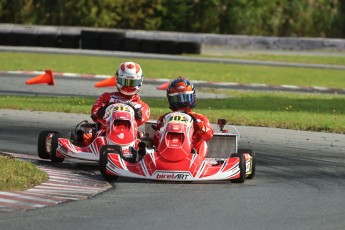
[0,0,344,38]
[0,0,35,23]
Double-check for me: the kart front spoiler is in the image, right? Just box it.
[105,152,243,182]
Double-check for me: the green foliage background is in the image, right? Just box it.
[0,0,344,38]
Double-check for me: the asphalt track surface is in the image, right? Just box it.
[1,71,345,96]
[0,72,229,98]
[0,53,345,229]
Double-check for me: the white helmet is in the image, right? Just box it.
[116,62,143,96]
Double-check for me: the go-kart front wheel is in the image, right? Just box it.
[230,153,246,183]
[99,148,119,181]
[50,133,64,163]
[238,149,256,179]
[37,130,59,159]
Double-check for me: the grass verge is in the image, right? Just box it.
[0,155,48,191]
[199,50,345,66]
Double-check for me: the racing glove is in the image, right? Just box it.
[97,106,106,118]
[124,102,142,120]
[194,121,205,132]
[189,113,205,133]
[134,108,142,120]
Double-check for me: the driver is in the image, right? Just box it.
[79,61,150,146]
[153,77,214,158]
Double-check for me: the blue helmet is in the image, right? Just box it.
[167,77,196,110]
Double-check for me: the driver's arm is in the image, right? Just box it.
[91,93,110,123]
[192,113,214,141]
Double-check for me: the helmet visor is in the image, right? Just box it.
[169,92,194,104]
[117,78,142,87]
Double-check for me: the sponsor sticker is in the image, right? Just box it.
[117,133,124,139]
[153,171,192,180]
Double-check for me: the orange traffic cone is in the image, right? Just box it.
[157,81,170,90]
[26,70,55,85]
[94,77,117,87]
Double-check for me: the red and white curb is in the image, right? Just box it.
[1,70,344,95]
[0,152,111,213]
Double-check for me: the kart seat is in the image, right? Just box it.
[114,120,130,130]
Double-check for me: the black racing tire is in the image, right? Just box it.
[239,149,256,179]
[0,27,11,45]
[59,33,80,48]
[230,153,246,183]
[50,133,64,163]
[7,29,38,46]
[178,41,201,54]
[99,147,119,181]
[37,130,59,159]
[121,38,142,52]
[141,39,160,53]
[99,31,124,51]
[158,40,179,54]
[81,30,101,50]
[38,33,59,47]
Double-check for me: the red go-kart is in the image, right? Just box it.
[100,112,256,183]
[37,103,143,163]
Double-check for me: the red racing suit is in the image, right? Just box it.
[153,109,214,158]
[91,91,150,129]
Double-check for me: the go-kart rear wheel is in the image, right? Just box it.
[230,153,246,183]
[239,149,256,179]
[100,148,119,181]
[50,133,64,163]
[37,130,58,159]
